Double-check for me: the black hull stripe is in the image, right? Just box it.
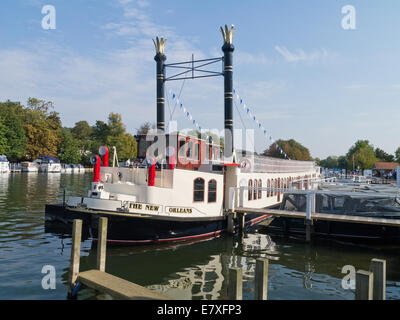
[92,214,271,244]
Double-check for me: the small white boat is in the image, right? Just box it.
[78,164,85,173]
[37,156,62,173]
[71,164,79,173]
[61,164,73,173]
[0,155,10,174]
[20,161,40,173]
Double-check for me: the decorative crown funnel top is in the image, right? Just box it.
[153,36,167,55]
[220,24,234,45]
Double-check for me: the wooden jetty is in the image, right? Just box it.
[66,217,387,300]
[67,218,170,300]
[228,257,386,300]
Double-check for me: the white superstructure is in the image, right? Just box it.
[65,134,319,221]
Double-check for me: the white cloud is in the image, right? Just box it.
[345,84,368,89]
[275,46,328,63]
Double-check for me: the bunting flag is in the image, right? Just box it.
[233,88,290,160]
[168,88,290,159]
[169,91,210,142]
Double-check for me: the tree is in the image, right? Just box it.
[88,113,137,161]
[346,140,376,170]
[23,98,62,160]
[71,121,93,149]
[375,148,394,162]
[59,128,82,164]
[0,101,26,161]
[338,156,348,169]
[136,122,155,135]
[319,156,339,169]
[0,119,8,155]
[263,139,312,160]
[396,147,400,163]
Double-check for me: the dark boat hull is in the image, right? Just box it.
[45,204,271,244]
[267,216,400,243]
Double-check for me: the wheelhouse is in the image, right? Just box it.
[135,133,223,171]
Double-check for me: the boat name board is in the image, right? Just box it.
[129,202,162,213]
[127,202,193,214]
[166,207,193,214]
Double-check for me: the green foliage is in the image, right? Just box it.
[0,101,27,161]
[374,148,394,162]
[395,147,400,163]
[59,128,82,164]
[338,156,347,169]
[23,98,62,160]
[0,98,139,164]
[136,122,155,135]
[346,140,376,170]
[71,121,93,149]
[0,119,8,155]
[319,156,339,169]
[263,139,312,160]
[89,113,137,162]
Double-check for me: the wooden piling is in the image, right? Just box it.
[238,213,245,233]
[305,221,312,242]
[227,213,234,235]
[228,267,242,300]
[97,217,108,272]
[67,219,82,298]
[355,270,374,300]
[254,259,268,300]
[369,259,386,300]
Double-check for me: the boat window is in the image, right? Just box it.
[194,143,200,161]
[206,144,210,160]
[193,178,205,202]
[253,179,257,200]
[248,180,253,201]
[258,179,262,199]
[208,180,217,203]
[214,147,219,161]
[187,141,193,159]
[179,139,186,157]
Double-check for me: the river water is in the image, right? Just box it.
[0,173,400,300]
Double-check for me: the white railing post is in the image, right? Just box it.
[306,193,311,220]
[239,186,245,208]
[228,187,236,211]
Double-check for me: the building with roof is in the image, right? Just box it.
[373,162,399,177]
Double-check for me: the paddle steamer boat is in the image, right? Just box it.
[45,25,319,244]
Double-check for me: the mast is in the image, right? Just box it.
[221,25,235,160]
[153,36,167,132]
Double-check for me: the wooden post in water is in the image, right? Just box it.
[227,213,235,235]
[228,267,242,300]
[369,259,386,300]
[238,213,245,234]
[254,259,269,300]
[305,193,314,242]
[97,217,108,272]
[355,270,374,300]
[67,219,82,299]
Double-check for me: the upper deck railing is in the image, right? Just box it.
[237,155,316,174]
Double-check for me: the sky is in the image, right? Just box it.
[1,0,400,159]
